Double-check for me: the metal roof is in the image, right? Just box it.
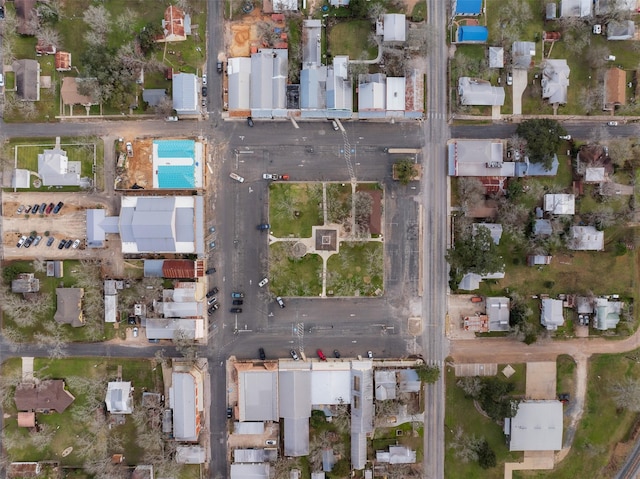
[512,41,536,69]
[541,298,564,330]
[382,14,406,42]
[457,26,488,43]
[458,77,505,106]
[239,370,279,421]
[300,66,327,109]
[170,372,199,441]
[279,370,311,418]
[569,226,604,251]
[326,56,352,111]
[509,401,563,451]
[448,140,513,177]
[227,57,252,110]
[230,464,270,479]
[544,194,575,215]
[486,297,510,332]
[172,73,198,115]
[472,223,503,245]
[386,77,406,111]
[454,0,482,14]
[541,59,570,104]
[284,417,310,456]
[105,381,133,414]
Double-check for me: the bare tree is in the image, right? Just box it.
[448,426,480,463]
[36,27,62,49]
[457,177,485,214]
[495,0,532,46]
[368,2,386,21]
[561,23,590,56]
[84,29,107,47]
[456,376,483,398]
[607,137,633,168]
[579,87,603,114]
[115,8,136,34]
[611,377,640,411]
[83,5,111,37]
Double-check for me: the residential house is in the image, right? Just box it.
[169,362,205,442]
[13,59,40,101]
[457,26,488,43]
[540,298,564,330]
[533,219,553,236]
[527,255,552,266]
[596,0,639,14]
[607,20,635,40]
[576,296,594,325]
[486,297,510,332]
[155,282,205,319]
[55,51,72,72]
[376,445,417,464]
[15,0,36,35]
[488,47,504,68]
[11,273,39,294]
[377,14,406,43]
[105,381,134,414]
[603,67,626,111]
[506,400,563,451]
[544,193,575,215]
[458,271,505,290]
[453,0,483,16]
[594,297,623,330]
[38,143,81,187]
[14,380,76,413]
[576,144,613,178]
[458,77,505,106]
[541,59,570,105]
[472,223,503,245]
[142,89,167,107]
[54,288,85,328]
[160,5,191,42]
[61,77,98,116]
[568,225,604,251]
[227,57,252,111]
[512,41,536,69]
[172,73,199,116]
[560,0,592,17]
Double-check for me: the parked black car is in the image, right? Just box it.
[206,267,216,274]
[232,300,243,305]
[24,235,36,248]
[64,239,73,249]
[53,201,64,214]
[202,86,208,97]
[259,348,266,360]
[334,350,341,358]
[230,308,242,313]
[206,288,219,298]
[226,407,233,419]
[31,204,39,214]
[58,239,67,249]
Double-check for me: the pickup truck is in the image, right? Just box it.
[262,173,290,181]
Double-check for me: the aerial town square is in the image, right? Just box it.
[1,0,640,478]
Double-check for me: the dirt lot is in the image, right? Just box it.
[226,8,287,57]
[115,139,154,190]
[2,192,125,276]
[525,361,557,400]
[446,294,486,339]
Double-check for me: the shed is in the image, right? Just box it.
[546,3,557,19]
[544,194,575,215]
[454,0,483,15]
[512,41,536,69]
[488,47,504,68]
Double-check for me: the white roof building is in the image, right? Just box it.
[38,146,81,186]
[105,381,133,414]
[560,0,592,17]
[568,225,604,251]
[594,297,623,330]
[458,77,505,106]
[508,401,563,451]
[172,73,198,116]
[448,139,514,177]
[541,298,564,330]
[169,369,204,442]
[544,193,575,215]
[489,46,504,68]
[541,59,570,104]
[380,14,406,42]
[227,57,252,110]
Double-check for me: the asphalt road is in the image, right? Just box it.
[421,0,449,476]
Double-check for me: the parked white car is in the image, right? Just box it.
[229,172,245,183]
[258,278,269,287]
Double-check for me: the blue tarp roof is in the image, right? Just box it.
[455,0,482,15]
[458,26,488,42]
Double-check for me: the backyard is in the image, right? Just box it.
[1,0,206,120]
[0,357,201,478]
[3,137,104,191]
[328,19,378,60]
[1,259,107,344]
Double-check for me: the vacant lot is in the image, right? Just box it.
[328,20,378,60]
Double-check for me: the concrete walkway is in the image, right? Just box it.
[21,357,34,382]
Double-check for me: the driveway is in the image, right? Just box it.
[511,69,528,115]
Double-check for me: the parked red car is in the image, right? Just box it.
[317,349,327,361]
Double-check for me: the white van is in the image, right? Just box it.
[229,172,245,183]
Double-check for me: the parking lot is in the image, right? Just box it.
[2,192,116,261]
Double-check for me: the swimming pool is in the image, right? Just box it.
[157,165,195,188]
[155,139,195,159]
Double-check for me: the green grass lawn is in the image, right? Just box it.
[2,357,164,468]
[4,137,103,191]
[328,19,377,60]
[269,183,323,238]
[269,242,323,296]
[557,355,576,396]
[326,242,383,296]
[2,260,106,342]
[516,351,640,478]
[444,366,524,478]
